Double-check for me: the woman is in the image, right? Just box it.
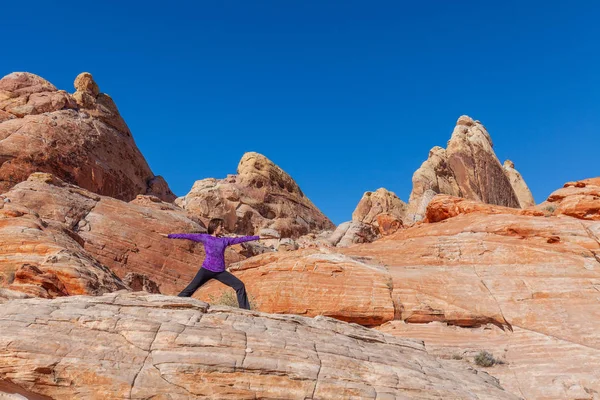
[162,218,273,309]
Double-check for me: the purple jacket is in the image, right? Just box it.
[167,233,260,272]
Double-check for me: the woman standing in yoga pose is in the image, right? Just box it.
[163,218,274,309]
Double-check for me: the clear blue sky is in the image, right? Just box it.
[2,1,598,224]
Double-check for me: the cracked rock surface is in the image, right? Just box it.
[0,292,518,399]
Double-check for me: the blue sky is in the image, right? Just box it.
[2,1,598,224]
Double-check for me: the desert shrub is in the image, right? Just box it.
[474,351,502,367]
[208,290,258,309]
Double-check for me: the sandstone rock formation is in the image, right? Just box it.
[2,173,244,296]
[502,159,535,208]
[407,116,532,221]
[352,187,407,228]
[175,152,334,238]
[341,196,600,399]
[378,321,600,400]
[327,220,379,247]
[123,272,161,294]
[195,249,395,326]
[540,177,600,221]
[0,72,174,202]
[0,189,126,298]
[0,292,519,399]
[425,194,544,223]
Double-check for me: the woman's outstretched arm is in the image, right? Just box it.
[225,235,260,246]
[162,233,207,242]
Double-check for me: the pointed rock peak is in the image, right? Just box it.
[74,72,100,96]
[352,187,407,226]
[237,152,302,197]
[503,159,515,169]
[450,114,493,148]
[456,115,476,126]
[0,72,57,95]
[428,146,446,159]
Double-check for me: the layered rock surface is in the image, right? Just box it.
[0,187,126,298]
[1,173,244,296]
[175,152,334,238]
[378,321,600,400]
[194,249,395,326]
[0,292,518,399]
[0,72,174,202]
[540,177,600,221]
[352,188,407,230]
[407,116,532,221]
[341,194,600,399]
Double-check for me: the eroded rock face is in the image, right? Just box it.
[175,152,334,238]
[540,177,600,221]
[195,249,395,326]
[0,72,174,202]
[425,194,544,223]
[328,221,380,247]
[407,116,531,221]
[502,160,535,208]
[341,202,600,399]
[377,321,600,400]
[0,189,126,298]
[352,188,407,226]
[0,292,518,399]
[3,173,244,296]
[123,272,161,294]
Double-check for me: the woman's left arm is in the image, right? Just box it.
[225,235,260,246]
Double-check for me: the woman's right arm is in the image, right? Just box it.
[164,233,206,242]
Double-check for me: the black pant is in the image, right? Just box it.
[178,268,250,310]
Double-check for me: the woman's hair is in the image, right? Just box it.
[207,218,225,234]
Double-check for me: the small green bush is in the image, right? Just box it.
[451,353,463,360]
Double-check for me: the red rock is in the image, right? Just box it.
[122,272,161,294]
[0,196,127,298]
[195,249,395,326]
[541,177,600,221]
[407,116,530,221]
[341,205,600,399]
[176,152,334,238]
[3,173,243,295]
[0,72,174,202]
[375,213,404,235]
[352,188,408,225]
[425,194,544,223]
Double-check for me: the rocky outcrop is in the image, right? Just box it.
[0,189,126,298]
[327,220,379,247]
[195,249,395,326]
[2,173,244,295]
[175,152,334,238]
[425,194,544,223]
[352,188,407,228]
[408,146,461,220]
[123,272,161,294]
[502,160,535,208]
[378,321,600,400]
[407,116,528,221]
[540,177,600,221]
[0,292,518,399]
[0,72,174,202]
[341,198,600,399]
